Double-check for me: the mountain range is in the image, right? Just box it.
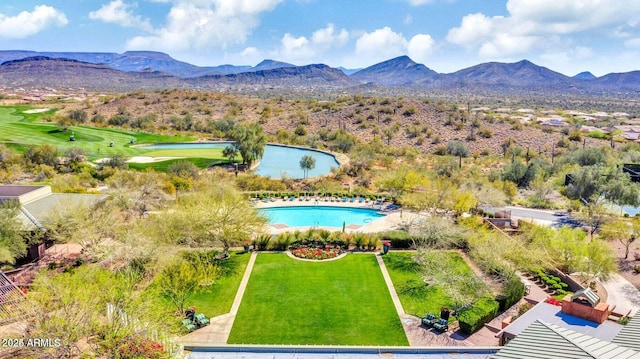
[0,50,638,94]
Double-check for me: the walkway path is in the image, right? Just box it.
[180,251,258,345]
[601,273,640,317]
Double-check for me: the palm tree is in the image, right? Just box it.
[299,155,316,178]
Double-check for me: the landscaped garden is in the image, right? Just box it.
[228,253,408,345]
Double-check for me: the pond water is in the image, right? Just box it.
[140,142,339,179]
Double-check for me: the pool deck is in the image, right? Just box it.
[253,199,427,234]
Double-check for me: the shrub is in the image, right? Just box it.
[457,298,499,334]
[495,273,525,311]
[378,231,412,249]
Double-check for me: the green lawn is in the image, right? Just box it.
[146,251,251,319]
[188,252,252,318]
[383,252,476,318]
[0,106,196,160]
[228,253,408,346]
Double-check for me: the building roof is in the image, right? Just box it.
[572,288,600,307]
[500,302,623,342]
[0,185,46,197]
[0,186,108,230]
[492,320,640,359]
[613,316,640,352]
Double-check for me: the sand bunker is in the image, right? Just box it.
[127,156,180,163]
[23,108,51,114]
[94,156,180,164]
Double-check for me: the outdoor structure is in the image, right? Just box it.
[491,320,640,359]
[497,302,623,345]
[0,271,33,326]
[561,288,609,324]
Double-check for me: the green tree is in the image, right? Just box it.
[68,109,88,124]
[600,218,640,259]
[164,183,268,254]
[157,260,201,314]
[222,145,238,163]
[168,160,199,179]
[24,144,58,167]
[231,123,266,167]
[299,155,316,178]
[446,141,469,168]
[0,202,29,265]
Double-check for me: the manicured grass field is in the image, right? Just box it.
[188,252,252,318]
[147,251,251,319]
[228,253,408,346]
[0,106,228,166]
[383,252,482,318]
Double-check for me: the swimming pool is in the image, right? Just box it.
[259,206,385,228]
[140,142,339,179]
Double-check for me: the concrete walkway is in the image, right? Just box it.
[601,273,640,317]
[180,251,258,345]
[376,253,405,316]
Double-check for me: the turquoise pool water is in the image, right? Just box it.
[259,206,385,227]
[140,142,339,179]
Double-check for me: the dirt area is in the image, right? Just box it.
[607,240,640,290]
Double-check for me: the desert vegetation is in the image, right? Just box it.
[2,89,640,356]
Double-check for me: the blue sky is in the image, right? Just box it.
[1,1,639,76]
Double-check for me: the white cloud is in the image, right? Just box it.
[405,0,434,6]
[89,0,153,32]
[354,27,435,65]
[126,0,283,52]
[625,38,640,48]
[447,1,640,59]
[355,27,408,62]
[446,13,496,48]
[0,5,67,39]
[407,34,435,62]
[277,23,349,62]
[403,14,413,26]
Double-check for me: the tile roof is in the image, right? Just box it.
[492,320,640,359]
[613,316,640,352]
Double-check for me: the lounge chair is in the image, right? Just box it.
[350,196,355,202]
[282,196,288,201]
[358,197,364,203]
[195,313,210,327]
[182,319,197,332]
[306,195,310,201]
[342,196,348,202]
[290,195,296,201]
[421,313,437,328]
[262,197,270,203]
[433,318,449,332]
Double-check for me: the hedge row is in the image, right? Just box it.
[378,231,413,249]
[457,298,500,334]
[496,273,525,311]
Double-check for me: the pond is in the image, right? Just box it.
[140,142,339,179]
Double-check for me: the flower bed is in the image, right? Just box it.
[291,247,342,260]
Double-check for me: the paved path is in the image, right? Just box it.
[601,273,640,317]
[375,253,405,316]
[180,251,258,345]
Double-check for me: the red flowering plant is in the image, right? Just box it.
[117,334,165,359]
[291,247,341,260]
[546,297,562,306]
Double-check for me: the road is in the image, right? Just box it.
[481,205,581,228]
